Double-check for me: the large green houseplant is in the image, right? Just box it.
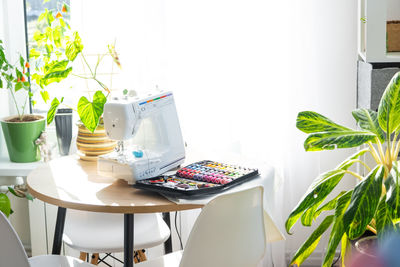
[29,4,119,133]
[287,72,400,266]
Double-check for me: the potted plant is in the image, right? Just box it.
[30,5,119,159]
[0,40,46,163]
[286,72,400,266]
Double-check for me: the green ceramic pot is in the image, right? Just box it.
[1,115,45,162]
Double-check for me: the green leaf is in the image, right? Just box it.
[29,48,40,58]
[7,187,24,198]
[343,165,384,239]
[286,149,368,232]
[290,215,334,266]
[77,91,107,132]
[40,90,50,103]
[59,17,66,28]
[286,169,345,233]
[296,111,350,134]
[41,60,72,86]
[375,198,394,239]
[33,30,45,42]
[304,130,376,151]
[43,60,69,73]
[25,193,34,201]
[15,82,22,91]
[65,32,83,61]
[53,26,62,47]
[385,161,400,220]
[0,78,3,88]
[378,72,400,134]
[47,98,60,125]
[46,10,54,26]
[42,67,72,85]
[45,43,53,56]
[38,10,46,22]
[322,191,352,267]
[352,108,385,143]
[19,55,24,68]
[341,233,351,267]
[313,191,346,219]
[0,193,11,217]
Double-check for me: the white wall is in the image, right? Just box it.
[387,0,400,20]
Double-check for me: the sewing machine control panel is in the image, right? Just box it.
[136,92,173,118]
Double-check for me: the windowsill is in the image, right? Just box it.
[0,157,44,177]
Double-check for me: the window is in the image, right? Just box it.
[24,0,124,115]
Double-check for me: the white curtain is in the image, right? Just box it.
[71,0,358,266]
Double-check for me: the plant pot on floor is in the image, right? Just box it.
[76,122,116,161]
[0,115,45,163]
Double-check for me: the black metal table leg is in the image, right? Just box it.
[162,212,173,254]
[52,207,67,254]
[124,214,134,267]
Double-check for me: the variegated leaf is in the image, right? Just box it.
[385,161,400,220]
[378,71,400,134]
[296,111,350,134]
[286,149,368,232]
[313,191,346,220]
[375,198,394,239]
[304,131,376,151]
[285,170,345,233]
[290,216,334,267]
[322,191,352,267]
[352,108,385,143]
[341,234,351,267]
[343,165,384,239]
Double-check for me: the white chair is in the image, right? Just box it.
[0,211,95,267]
[136,186,267,267]
[63,211,170,264]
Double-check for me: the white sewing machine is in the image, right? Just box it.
[97,91,186,184]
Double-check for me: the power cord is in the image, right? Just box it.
[331,254,340,267]
[175,211,183,250]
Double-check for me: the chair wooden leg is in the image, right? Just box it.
[90,253,99,265]
[134,250,147,263]
[134,251,139,264]
[138,249,147,262]
[79,252,88,261]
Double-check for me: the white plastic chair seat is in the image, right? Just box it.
[136,251,182,267]
[63,210,170,253]
[29,255,95,267]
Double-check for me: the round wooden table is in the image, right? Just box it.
[27,156,203,267]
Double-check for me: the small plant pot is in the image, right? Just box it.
[0,115,45,162]
[76,122,116,161]
[55,109,73,156]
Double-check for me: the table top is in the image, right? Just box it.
[26,156,203,213]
